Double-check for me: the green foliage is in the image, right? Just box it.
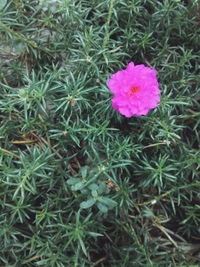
[67,166,117,212]
[0,0,200,266]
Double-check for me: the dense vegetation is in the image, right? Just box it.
[0,0,200,266]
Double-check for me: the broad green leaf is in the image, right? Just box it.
[99,197,117,209]
[97,182,107,194]
[91,189,98,197]
[97,202,108,213]
[72,182,85,191]
[88,183,98,191]
[80,198,96,209]
[80,166,88,178]
[67,178,80,185]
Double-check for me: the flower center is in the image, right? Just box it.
[129,85,140,96]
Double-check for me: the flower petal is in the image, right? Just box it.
[108,62,160,117]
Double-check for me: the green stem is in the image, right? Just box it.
[103,0,116,48]
[0,22,55,54]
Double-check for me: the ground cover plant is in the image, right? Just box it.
[0,0,200,266]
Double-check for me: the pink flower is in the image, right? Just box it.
[107,62,160,117]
